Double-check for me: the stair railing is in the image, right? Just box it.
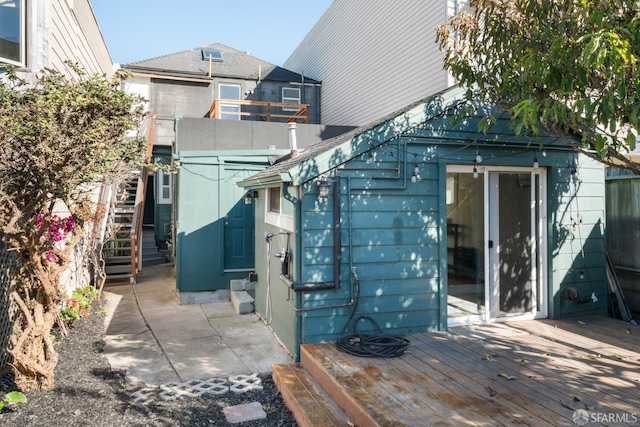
[94,180,118,289]
[129,112,155,282]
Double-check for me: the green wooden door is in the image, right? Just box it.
[222,168,257,272]
[223,198,254,271]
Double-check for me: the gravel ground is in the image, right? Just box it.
[0,299,298,426]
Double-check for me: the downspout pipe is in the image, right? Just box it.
[280,176,341,291]
[281,182,303,362]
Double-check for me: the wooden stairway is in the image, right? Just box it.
[103,175,140,284]
[273,343,402,427]
[141,227,167,267]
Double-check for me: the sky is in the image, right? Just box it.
[91,1,333,66]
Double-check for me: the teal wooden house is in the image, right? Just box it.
[239,86,608,360]
[172,118,352,303]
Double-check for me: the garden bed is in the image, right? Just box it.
[0,299,297,426]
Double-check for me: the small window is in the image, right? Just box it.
[268,187,281,213]
[201,48,223,62]
[157,170,172,204]
[282,87,301,111]
[219,83,241,120]
[0,0,25,67]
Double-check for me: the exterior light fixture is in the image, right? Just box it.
[475,148,483,163]
[533,154,539,168]
[244,190,257,205]
[411,163,420,183]
[317,176,330,199]
[473,163,479,179]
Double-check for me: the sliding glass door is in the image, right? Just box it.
[447,166,546,325]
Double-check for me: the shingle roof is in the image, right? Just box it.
[122,42,318,83]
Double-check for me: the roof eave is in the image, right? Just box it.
[238,172,293,189]
[286,86,469,185]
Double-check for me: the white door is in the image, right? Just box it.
[487,170,546,320]
[447,166,547,325]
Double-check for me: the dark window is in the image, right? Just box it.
[0,0,25,66]
[268,187,281,213]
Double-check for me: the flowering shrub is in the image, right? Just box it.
[59,286,99,322]
[75,203,107,223]
[36,214,76,264]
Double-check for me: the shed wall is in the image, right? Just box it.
[175,154,276,293]
[295,143,607,346]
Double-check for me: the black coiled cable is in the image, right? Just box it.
[336,269,410,358]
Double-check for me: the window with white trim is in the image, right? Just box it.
[282,87,301,111]
[268,187,281,213]
[0,0,25,67]
[219,83,241,120]
[265,186,294,230]
[157,170,172,204]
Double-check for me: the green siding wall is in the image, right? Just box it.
[174,153,274,293]
[548,159,608,318]
[294,141,607,346]
[250,188,300,358]
[248,93,608,357]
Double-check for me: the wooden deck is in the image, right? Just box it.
[273,316,640,426]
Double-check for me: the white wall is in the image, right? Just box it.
[13,0,115,294]
[21,0,113,78]
[284,0,469,126]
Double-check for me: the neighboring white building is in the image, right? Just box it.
[1,0,113,78]
[1,0,115,293]
[284,0,469,126]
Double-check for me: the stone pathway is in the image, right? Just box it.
[129,373,263,405]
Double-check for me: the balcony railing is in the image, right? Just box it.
[208,99,309,123]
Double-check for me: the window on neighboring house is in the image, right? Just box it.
[157,170,172,204]
[282,87,301,111]
[219,83,241,120]
[0,0,25,67]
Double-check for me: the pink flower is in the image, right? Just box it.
[45,250,59,263]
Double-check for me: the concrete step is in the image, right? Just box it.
[230,290,254,314]
[272,364,352,427]
[230,279,255,292]
[104,273,134,285]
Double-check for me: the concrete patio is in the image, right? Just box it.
[102,264,292,386]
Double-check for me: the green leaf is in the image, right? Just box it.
[4,391,26,404]
[617,83,627,103]
[478,116,491,134]
[498,373,517,380]
[594,134,609,158]
[626,132,637,152]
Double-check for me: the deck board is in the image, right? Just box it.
[313,343,441,426]
[449,321,640,410]
[450,322,640,410]
[293,315,639,426]
[409,334,561,426]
